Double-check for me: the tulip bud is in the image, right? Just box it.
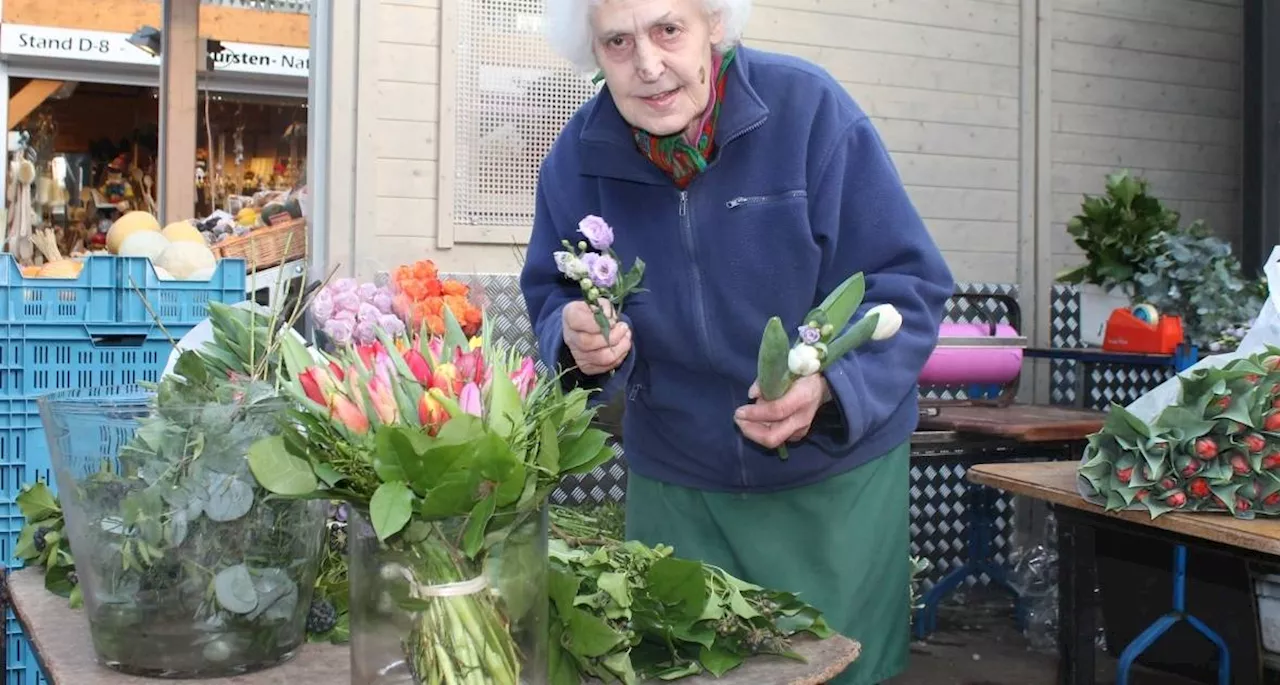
[403,349,432,386]
[787,344,822,377]
[417,391,449,434]
[510,357,537,400]
[331,395,370,434]
[459,382,483,418]
[367,375,400,425]
[867,304,903,341]
[431,363,460,396]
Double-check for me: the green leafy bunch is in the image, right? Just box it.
[1079,345,1280,519]
[1056,170,1178,291]
[546,507,833,685]
[14,482,80,607]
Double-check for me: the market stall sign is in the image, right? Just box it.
[0,24,309,78]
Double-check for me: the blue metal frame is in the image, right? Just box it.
[913,382,1026,639]
[1115,545,1230,685]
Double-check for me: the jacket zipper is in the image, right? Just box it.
[678,190,716,364]
[725,190,807,209]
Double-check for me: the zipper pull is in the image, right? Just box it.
[726,197,745,209]
[679,191,688,217]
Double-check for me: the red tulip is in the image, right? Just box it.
[417,391,449,434]
[431,363,460,397]
[403,349,432,386]
[299,366,339,406]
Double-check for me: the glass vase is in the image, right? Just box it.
[348,506,549,685]
[38,385,327,678]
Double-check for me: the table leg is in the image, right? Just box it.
[914,482,1020,639]
[1114,545,1230,685]
[1058,512,1097,685]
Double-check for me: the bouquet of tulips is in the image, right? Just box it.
[248,307,618,685]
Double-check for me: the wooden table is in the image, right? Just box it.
[4,569,861,685]
[910,404,1104,639]
[969,461,1280,685]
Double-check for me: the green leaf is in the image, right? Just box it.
[822,314,879,367]
[756,316,793,402]
[1102,404,1151,444]
[441,305,469,358]
[565,606,627,658]
[559,429,610,475]
[487,370,524,440]
[538,418,561,473]
[370,481,415,541]
[16,483,60,522]
[699,645,745,677]
[596,571,632,609]
[204,474,254,522]
[462,494,497,558]
[646,557,709,621]
[727,587,760,619]
[811,272,865,334]
[247,436,318,496]
[549,567,582,615]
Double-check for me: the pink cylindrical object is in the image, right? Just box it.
[919,323,1023,385]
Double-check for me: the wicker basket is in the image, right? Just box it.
[210,217,307,272]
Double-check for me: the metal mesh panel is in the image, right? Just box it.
[921,282,1020,402]
[201,0,310,12]
[453,1,598,227]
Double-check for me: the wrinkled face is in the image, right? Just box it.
[590,0,725,136]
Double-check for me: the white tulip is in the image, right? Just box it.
[867,304,903,341]
[787,343,822,376]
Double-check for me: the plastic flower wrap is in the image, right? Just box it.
[754,273,902,460]
[554,215,645,340]
[310,277,403,348]
[389,259,484,338]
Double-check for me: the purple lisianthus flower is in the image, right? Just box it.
[379,314,406,338]
[589,254,618,289]
[331,277,358,294]
[578,215,614,251]
[358,303,381,323]
[798,324,822,345]
[334,308,356,324]
[357,282,379,302]
[354,319,378,346]
[311,298,335,324]
[323,318,354,346]
[581,251,599,271]
[372,290,394,314]
[333,291,361,316]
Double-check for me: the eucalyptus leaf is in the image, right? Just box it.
[214,564,259,614]
[204,474,254,522]
[247,436,318,496]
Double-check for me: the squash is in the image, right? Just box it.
[161,221,206,245]
[152,266,177,281]
[186,266,217,281]
[155,241,217,280]
[106,211,161,254]
[37,259,84,279]
[118,231,171,261]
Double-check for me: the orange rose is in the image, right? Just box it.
[421,297,445,315]
[425,314,445,335]
[463,307,483,336]
[444,295,471,323]
[412,261,439,282]
[442,279,469,297]
[423,279,443,298]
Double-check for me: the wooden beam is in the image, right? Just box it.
[8,79,63,129]
[159,0,199,224]
[2,0,309,48]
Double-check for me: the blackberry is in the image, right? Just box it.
[32,527,50,553]
[67,571,78,586]
[306,598,337,635]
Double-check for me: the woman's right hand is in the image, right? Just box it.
[562,299,632,376]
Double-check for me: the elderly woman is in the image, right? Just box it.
[520,1,954,682]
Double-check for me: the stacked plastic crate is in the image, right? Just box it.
[0,254,247,685]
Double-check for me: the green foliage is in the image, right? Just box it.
[14,483,81,609]
[1057,170,1177,291]
[1078,346,1280,519]
[546,506,833,684]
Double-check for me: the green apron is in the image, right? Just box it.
[624,442,911,685]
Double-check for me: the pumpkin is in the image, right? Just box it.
[106,211,161,254]
[155,241,217,280]
[118,231,171,261]
[37,260,84,279]
[161,221,206,245]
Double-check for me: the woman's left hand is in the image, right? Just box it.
[734,375,830,449]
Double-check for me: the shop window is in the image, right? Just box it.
[443,0,597,246]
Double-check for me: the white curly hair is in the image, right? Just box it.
[544,0,753,74]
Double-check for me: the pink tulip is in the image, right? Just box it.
[455,347,488,387]
[403,349,432,386]
[459,382,483,417]
[428,336,445,364]
[367,374,400,425]
[510,357,537,400]
[331,395,370,434]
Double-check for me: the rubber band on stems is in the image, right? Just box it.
[420,575,488,598]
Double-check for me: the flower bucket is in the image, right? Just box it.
[37,385,327,678]
[1078,283,1133,347]
[348,506,549,685]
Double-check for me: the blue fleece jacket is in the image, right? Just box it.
[520,46,954,494]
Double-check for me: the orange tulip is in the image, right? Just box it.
[417,391,450,434]
[331,395,371,434]
[367,374,400,425]
[431,362,460,396]
[442,279,469,297]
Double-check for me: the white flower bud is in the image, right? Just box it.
[787,343,822,376]
[867,304,903,341]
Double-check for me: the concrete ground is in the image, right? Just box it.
[890,591,1205,685]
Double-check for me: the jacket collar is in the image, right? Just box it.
[575,46,770,186]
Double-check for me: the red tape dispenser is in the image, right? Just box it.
[1102,304,1185,355]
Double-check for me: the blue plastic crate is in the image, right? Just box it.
[0,323,193,399]
[0,256,120,324]
[116,257,247,326]
[5,611,48,685]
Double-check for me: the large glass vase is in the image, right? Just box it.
[348,506,549,685]
[38,385,327,678]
